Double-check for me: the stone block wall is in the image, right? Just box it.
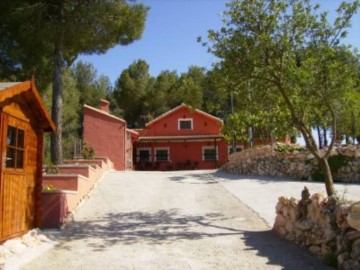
[221,144,360,183]
[273,190,360,269]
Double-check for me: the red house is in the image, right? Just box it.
[132,104,230,170]
[83,100,133,170]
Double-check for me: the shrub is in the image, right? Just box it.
[311,154,348,182]
[43,184,57,192]
[274,144,305,153]
[82,143,95,160]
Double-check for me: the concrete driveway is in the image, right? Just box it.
[215,171,360,226]
[18,170,336,269]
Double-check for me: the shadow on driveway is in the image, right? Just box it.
[52,207,331,269]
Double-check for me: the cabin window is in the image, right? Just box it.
[202,146,218,161]
[155,148,169,162]
[6,126,25,169]
[136,148,151,162]
[178,118,193,130]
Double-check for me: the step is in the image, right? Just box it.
[56,164,97,178]
[63,159,103,169]
[42,174,88,191]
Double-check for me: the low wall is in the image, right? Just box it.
[42,157,113,228]
[221,144,360,183]
[273,188,360,269]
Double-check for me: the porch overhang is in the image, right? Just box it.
[137,134,224,142]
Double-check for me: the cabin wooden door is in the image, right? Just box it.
[0,113,34,242]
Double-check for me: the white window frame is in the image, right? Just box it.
[202,146,218,161]
[228,145,243,155]
[136,147,152,162]
[178,118,193,130]
[154,147,170,162]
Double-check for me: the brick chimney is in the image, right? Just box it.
[100,99,110,113]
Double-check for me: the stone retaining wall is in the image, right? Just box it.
[273,189,360,269]
[221,144,360,183]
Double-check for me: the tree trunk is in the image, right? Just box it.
[351,110,356,144]
[50,41,64,165]
[318,157,336,196]
[323,127,328,147]
[316,126,322,148]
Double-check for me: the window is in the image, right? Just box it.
[155,148,169,162]
[202,146,218,161]
[136,148,151,162]
[228,145,243,155]
[6,126,25,169]
[178,118,193,130]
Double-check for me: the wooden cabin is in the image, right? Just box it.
[0,80,55,243]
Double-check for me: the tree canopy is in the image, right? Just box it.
[0,0,149,164]
[205,0,360,195]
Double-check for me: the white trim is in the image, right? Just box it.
[178,118,193,130]
[136,147,152,162]
[154,147,170,162]
[202,146,218,161]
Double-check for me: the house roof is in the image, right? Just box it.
[137,134,224,142]
[0,80,56,132]
[145,103,224,127]
[83,104,126,124]
[126,128,139,135]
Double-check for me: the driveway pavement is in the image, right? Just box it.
[15,170,335,270]
[215,171,360,226]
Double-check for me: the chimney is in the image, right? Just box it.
[100,99,110,113]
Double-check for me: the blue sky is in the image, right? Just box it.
[77,0,360,85]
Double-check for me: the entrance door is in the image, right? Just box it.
[0,114,31,241]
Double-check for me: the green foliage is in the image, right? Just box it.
[312,154,348,182]
[45,164,59,175]
[41,63,109,161]
[72,61,109,108]
[324,250,338,268]
[176,66,206,109]
[274,144,305,153]
[113,59,152,127]
[112,60,211,127]
[205,0,360,195]
[43,184,57,192]
[0,0,149,164]
[82,143,95,160]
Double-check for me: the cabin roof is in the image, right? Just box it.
[0,80,56,132]
[0,82,22,91]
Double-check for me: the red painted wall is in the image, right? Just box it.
[140,106,222,136]
[83,105,126,170]
[134,140,229,170]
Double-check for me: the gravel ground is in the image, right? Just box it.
[22,170,332,270]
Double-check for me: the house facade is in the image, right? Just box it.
[132,104,230,170]
[83,100,134,170]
